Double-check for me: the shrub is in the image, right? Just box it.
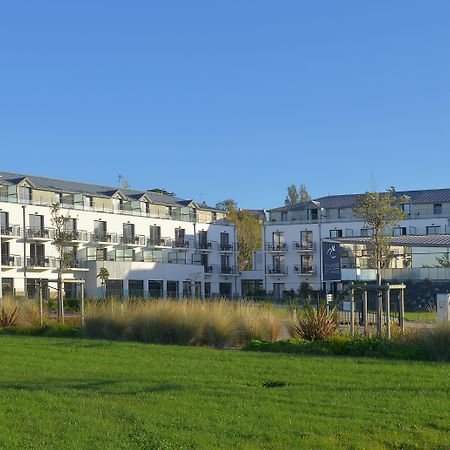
[292,304,338,341]
[422,322,450,362]
[84,299,285,348]
[0,304,20,327]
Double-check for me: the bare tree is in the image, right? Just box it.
[50,203,75,323]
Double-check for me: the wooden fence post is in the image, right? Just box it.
[385,287,391,340]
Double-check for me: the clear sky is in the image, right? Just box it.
[1,1,449,210]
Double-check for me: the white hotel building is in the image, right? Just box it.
[256,190,450,298]
[0,172,238,299]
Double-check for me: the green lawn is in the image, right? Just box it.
[0,336,448,449]
[404,311,437,322]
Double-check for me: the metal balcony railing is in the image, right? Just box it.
[0,224,21,237]
[220,265,238,275]
[120,234,146,246]
[71,230,88,241]
[27,257,57,268]
[172,240,190,249]
[219,242,238,252]
[292,241,316,251]
[91,232,118,244]
[1,254,21,266]
[26,227,55,240]
[196,241,216,251]
[146,237,172,247]
[265,243,287,252]
[266,264,288,275]
[293,264,316,275]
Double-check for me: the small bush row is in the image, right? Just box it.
[244,322,450,362]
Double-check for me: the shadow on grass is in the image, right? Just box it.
[0,379,185,396]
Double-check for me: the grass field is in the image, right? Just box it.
[404,311,437,322]
[0,336,448,449]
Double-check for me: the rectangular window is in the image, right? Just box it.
[30,243,45,266]
[19,186,32,203]
[301,230,313,243]
[307,209,318,221]
[220,232,231,250]
[128,280,144,298]
[123,223,135,243]
[272,231,285,250]
[393,227,407,236]
[84,196,93,208]
[167,281,179,298]
[434,204,442,215]
[281,212,288,221]
[330,229,343,238]
[301,254,314,273]
[0,212,9,234]
[175,228,186,247]
[426,226,441,235]
[219,282,232,298]
[401,203,411,215]
[198,230,208,249]
[148,280,163,298]
[204,282,211,298]
[94,220,107,240]
[29,214,44,231]
[338,209,345,219]
[149,225,161,245]
[105,280,123,298]
[183,281,191,298]
[272,283,285,300]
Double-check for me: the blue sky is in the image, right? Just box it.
[1,1,449,209]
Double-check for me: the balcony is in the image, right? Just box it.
[220,265,239,275]
[146,237,172,248]
[90,232,118,245]
[172,240,191,250]
[1,254,21,268]
[196,241,216,251]
[27,256,57,270]
[293,264,316,275]
[205,264,217,274]
[292,241,316,252]
[26,227,55,241]
[71,230,89,242]
[219,242,238,252]
[265,243,287,252]
[120,234,146,246]
[62,260,89,272]
[266,264,288,275]
[0,224,21,239]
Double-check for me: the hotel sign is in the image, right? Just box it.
[322,241,341,281]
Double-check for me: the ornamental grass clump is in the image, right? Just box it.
[84,299,285,347]
[292,303,338,341]
[422,322,450,362]
[0,296,40,328]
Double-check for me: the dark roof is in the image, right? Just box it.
[269,189,450,212]
[0,171,218,210]
[268,200,320,213]
[336,234,450,247]
[242,209,266,221]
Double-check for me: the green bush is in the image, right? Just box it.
[292,303,338,340]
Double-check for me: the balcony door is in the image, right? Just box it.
[272,232,284,249]
[30,244,45,264]
[149,225,161,245]
[29,214,44,232]
[94,220,107,239]
[198,230,208,248]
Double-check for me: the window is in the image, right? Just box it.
[84,196,93,208]
[149,225,161,245]
[30,243,45,266]
[301,254,314,273]
[167,281,178,298]
[1,242,10,265]
[401,203,411,215]
[148,280,163,298]
[123,223,135,243]
[220,232,230,250]
[128,280,144,298]
[94,220,107,240]
[198,230,208,249]
[64,218,77,233]
[219,282,232,298]
[221,254,231,272]
[330,229,343,238]
[281,212,288,221]
[272,231,285,250]
[105,280,123,298]
[393,227,407,236]
[426,226,441,235]
[272,255,285,272]
[301,230,313,244]
[204,282,211,298]
[0,212,9,234]
[272,283,285,300]
[175,228,186,247]
[29,214,44,231]
[19,186,32,203]
[338,209,345,219]
[307,209,318,221]
[434,204,442,215]
[112,198,122,211]
[182,281,191,298]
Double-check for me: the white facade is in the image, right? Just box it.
[260,194,450,297]
[0,172,238,299]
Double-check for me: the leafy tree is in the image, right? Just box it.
[284,184,311,206]
[353,190,406,285]
[353,190,406,335]
[435,252,450,268]
[216,199,262,270]
[215,199,238,212]
[50,203,75,323]
[97,267,110,299]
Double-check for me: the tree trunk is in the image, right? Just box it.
[57,271,64,324]
[376,269,383,337]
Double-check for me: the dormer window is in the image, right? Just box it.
[400,203,411,215]
[19,186,32,203]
